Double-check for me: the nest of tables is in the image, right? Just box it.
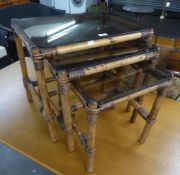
[12,13,173,172]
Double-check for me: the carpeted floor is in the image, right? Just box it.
[0,144,53,175]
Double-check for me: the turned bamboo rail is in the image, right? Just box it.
[129,99,149,119]
[69,51,158,79]
[33,30,154,59]
[56,33,141,55]
[83,54,153,76]
[100,81,171,110]
[24,78,60,118]
[53,46,139,66]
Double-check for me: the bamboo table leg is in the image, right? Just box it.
[139,87,168,144]
[86,100,98,173]
[127,69,143,113]
[130,96,144,123]
[129,72,150,123]
[58,71,74,152]
[34,60,58,142]
[15,35,33,102]
[126,102,132,112]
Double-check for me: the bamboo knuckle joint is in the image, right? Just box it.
[146,117,156,125]
[69,70,85,79]
[158,83,171,95]
[87,115,98,124]
[100,102,114,111]
[66,128,73,135]
[44,114,55,122]
[79,133,96,156]
[146,51,159,60]
[59,72,70,95]
[23,78,29,88]
[141,28,154,38]
[33,54,44,60]
[86,148,96,157]
[40,48,57,58]
[144,35,154,47]
[59,81,70,95]
[33,61,44,70]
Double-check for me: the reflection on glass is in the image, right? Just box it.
[12,14,146,48]
[46,20,76,36]
[47,24,78,43]
[47,31,69,43]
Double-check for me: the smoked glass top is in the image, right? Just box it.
[48,42,158,71]
[11,14,150,48]
[72,65,172,106]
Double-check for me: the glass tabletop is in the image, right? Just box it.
[11,13,151,48]
[47,41,158,71]
[72,65,172,106]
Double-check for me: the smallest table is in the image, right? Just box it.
[71,64,172,172]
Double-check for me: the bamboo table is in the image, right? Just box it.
[71,63,172,172]
[12,14,157,163]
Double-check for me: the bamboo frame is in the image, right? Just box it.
[69,51,158,79]
[100,81,170,110]
[129,72,152,123]
[86,101,98,173]
[24,78,59,117]
[129,71,147,123]
[126,67,143,112]
[139,87,168,143]
[15,35,33,102]
[58,71,74,152]
[71,77,171,172]
[71,63,172,171]
[13,18,171,173]
[34,59,58,142]
[130,96,144,123]
[129,99,149,119]
[55,47,139,66]
[15,34,59,142]
[57,33,141,54]
[126,102,132,112]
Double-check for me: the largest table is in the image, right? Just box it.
[11,13,155,150]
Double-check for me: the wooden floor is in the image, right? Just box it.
[0,60,180,175]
